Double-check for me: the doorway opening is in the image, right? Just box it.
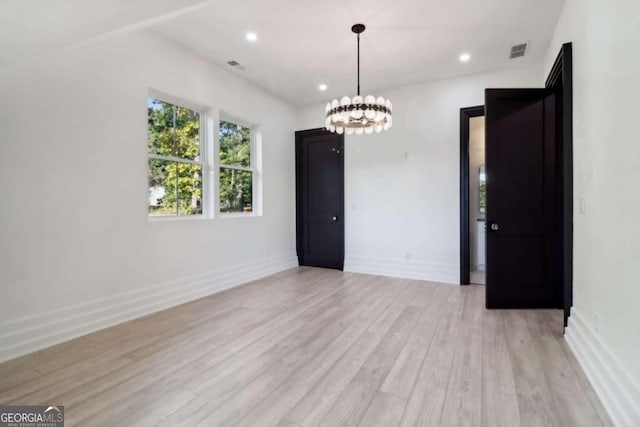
[469,115,486,285]
[459,105,485,286]
[459,43,572,325]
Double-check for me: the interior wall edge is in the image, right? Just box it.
[565,307,640,427]
[0,252,298,364]
[344,256,458,285]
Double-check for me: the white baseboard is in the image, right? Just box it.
[565,307,640,427]
[344,255,458,284]
[0,252,298,364]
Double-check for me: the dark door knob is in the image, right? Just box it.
[332,216,338,222]
[490,223,499,231]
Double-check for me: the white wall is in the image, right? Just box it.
[545,1,640,425]
[0,30,298,362]
[297,65,542,284]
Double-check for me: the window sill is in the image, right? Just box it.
[218,212,262,219]
[148,215,210,222]
[148,212,263,222]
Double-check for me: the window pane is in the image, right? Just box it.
[220,168,252,213]
[148,98,175,157]
[177,163,203,215]
[219,120,250,167]
[148,159,177,216]
[147,97,200,161]
[174,106,200,161]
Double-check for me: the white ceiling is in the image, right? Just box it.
[0,0,207,70]
[151,0,565,105]
[0,0,564,105]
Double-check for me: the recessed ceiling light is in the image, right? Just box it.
[459,53,471,62]
[318,84,328,91]
[246,32,258,42]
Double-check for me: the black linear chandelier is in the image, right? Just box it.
[325,24,392,135]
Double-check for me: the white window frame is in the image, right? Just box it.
[147,91,209,220]
[217,113,262,217]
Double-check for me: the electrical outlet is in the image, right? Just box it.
[593,312,600,334]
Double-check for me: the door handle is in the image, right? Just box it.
[489,223,499,231]
[332,216,338,222]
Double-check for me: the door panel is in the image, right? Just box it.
[485,89,558,308]
[295,129,344,270]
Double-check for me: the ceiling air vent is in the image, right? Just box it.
[227,60,245,70]
[509,43,527,59]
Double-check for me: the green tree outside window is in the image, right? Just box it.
[219,120,253,213]
[147,98,202,216]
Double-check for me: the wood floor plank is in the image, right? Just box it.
[381,284,451,398]
[277,419,304,427]
[116,388,196,427]
[398,287,466,427]
[2,304,247,403]
[439,285,483,427]
[9,306,262,405]
[0,269,610,427]
[51,269,324,372]
[481,309,521,427]
[526,310,605,427]
[2,356,134,405]
[545,313,613,427]
[285,281,419,427]
[503,310,559,427]
[71,361,209,426]
[164,277,413,427]
[317,289,430,427]
[165,275,389,424]
[57,272,358,421]
[119,269,341,363]
[1,267,324,401]
[0,368,41,396]
[10,267,320,376]
[231,277,406,427]
[358,391,407,427]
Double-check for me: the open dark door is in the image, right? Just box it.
[546,43,573,327]
[295,128,344,270]
[485,89,560,308]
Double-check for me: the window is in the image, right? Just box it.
[147,97,203,217]
[146,95,259,219]
[219,120,254,213]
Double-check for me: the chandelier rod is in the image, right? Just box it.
[357,31,360,96]
[352,23,365,96]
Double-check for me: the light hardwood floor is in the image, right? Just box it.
[0,267,611,427]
